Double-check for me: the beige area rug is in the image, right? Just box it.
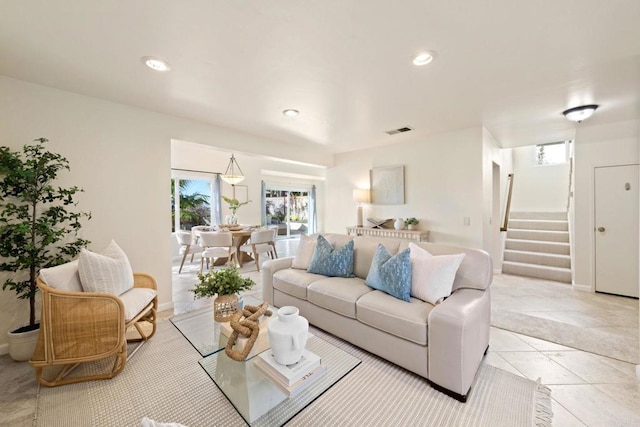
[36,320,552,427]
[491,309,640,364]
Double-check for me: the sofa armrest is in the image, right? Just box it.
[261,257,294,303]
[427,288,490,400]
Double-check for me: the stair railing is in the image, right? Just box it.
[500,173,514,232]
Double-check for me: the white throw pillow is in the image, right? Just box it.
[409,242,465,305]
[79,240,134,296]
[141,417,187,427]
[292,234,317,270]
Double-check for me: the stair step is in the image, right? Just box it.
[502,261,572,283]
[509,211,567,220]
[505,239,570,255]
[508,219,568,232]
[506,229,570,243]
[504,249,571,268]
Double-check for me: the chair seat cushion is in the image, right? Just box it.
[307,277,373,318]
[240,243,273,254]
[179,244,202,255]
[120,287,156,322]
[202,247,235,258]
[356,290,433,345]
[273,269,326,300]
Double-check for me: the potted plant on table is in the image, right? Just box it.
[192,267,255,322]
[405,217,420,230]
[0,138,91,361]
[221,196,251,225]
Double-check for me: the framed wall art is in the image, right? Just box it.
[370,165,404,205]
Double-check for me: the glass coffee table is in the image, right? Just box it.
[199,333,360,426]
[171,295,267,357]
[171,297,361,426]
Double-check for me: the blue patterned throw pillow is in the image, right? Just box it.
[365,244,412,302]
[307,235,354,278]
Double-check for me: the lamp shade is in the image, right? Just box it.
[221,154,245,185]
[562,104,598,122]
[353,189,370,203]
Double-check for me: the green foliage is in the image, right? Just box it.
[404,217,419,225]
[0,138,91,327]
[221,195,251,213]
[192,267,255,298]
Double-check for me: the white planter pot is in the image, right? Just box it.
[7,325,39,361]
[267,306,309,365]
[394,218,404,230]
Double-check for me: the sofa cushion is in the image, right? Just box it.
[307,277,373,318]
[409,243,465,304]
[119,287,156,322]
[353,237,401,279]
[356,290,433,346]
[307,235,354,278]
[39,260,83,292]
[291,234,317,270]
[273,268,326,300]
[365,244,412,302]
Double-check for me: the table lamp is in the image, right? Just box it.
[353,189,370,227]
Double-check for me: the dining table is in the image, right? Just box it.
[191,225,259,267]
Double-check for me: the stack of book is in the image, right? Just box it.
[254,349,326,396]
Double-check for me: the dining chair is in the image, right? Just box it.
[239,229,278,271]
[199,231,237,273]
[175,231,202,273]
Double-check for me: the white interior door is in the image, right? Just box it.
[594,165,639,297]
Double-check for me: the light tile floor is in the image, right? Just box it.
[1,237,639,426]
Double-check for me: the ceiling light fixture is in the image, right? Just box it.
[221,154,245,185]
[412,51,437,66]
[562,104,599,122]
[282,109,299,117]
[141,56,171,72]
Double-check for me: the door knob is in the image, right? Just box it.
[597,227,605,232]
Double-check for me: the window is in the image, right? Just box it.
[264,187,310,238]
[534,141,571,166]
[171,177,220,232]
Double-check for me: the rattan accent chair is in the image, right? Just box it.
[29,261,158,387]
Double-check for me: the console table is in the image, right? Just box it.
[346,226,430,242]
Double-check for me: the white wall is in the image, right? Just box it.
[325,127,485,248]
[510,145,570,212]
[573,120,640,288]
[0,76,331,351]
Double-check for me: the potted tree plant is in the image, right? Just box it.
[0,138,91,361]
[192,267,255,322]
[405,217,420,230]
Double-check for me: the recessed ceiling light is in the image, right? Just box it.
[141,56,171,72]
[283,109,299,117]
[562,104,599,122]
[412,51,437,66]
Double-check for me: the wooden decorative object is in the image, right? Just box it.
[214,294,239,322]
[225,303,272,361]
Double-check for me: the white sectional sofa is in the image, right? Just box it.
[261,233,492,401]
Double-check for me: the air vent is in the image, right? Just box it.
[385,126,413,135]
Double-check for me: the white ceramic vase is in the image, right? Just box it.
[267,306,309,365]
[394,218,404,230]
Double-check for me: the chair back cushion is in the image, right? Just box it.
[79,240,134,296]
[175,231,194,246]
[39,260,83,292]
[249,229,274,244]
[200,231,232,247]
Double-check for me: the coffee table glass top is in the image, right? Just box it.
[170,295,268,357]
[199,333,361,426]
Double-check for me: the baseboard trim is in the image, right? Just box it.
[0,343,8,356]
[572,283,592,293]
[158,301,174,313]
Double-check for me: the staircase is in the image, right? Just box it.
[502,212,572,283]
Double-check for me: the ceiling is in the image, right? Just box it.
[1,1,639,154]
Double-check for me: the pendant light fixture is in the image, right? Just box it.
[221,154,245,185]
[562,104,599,122]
